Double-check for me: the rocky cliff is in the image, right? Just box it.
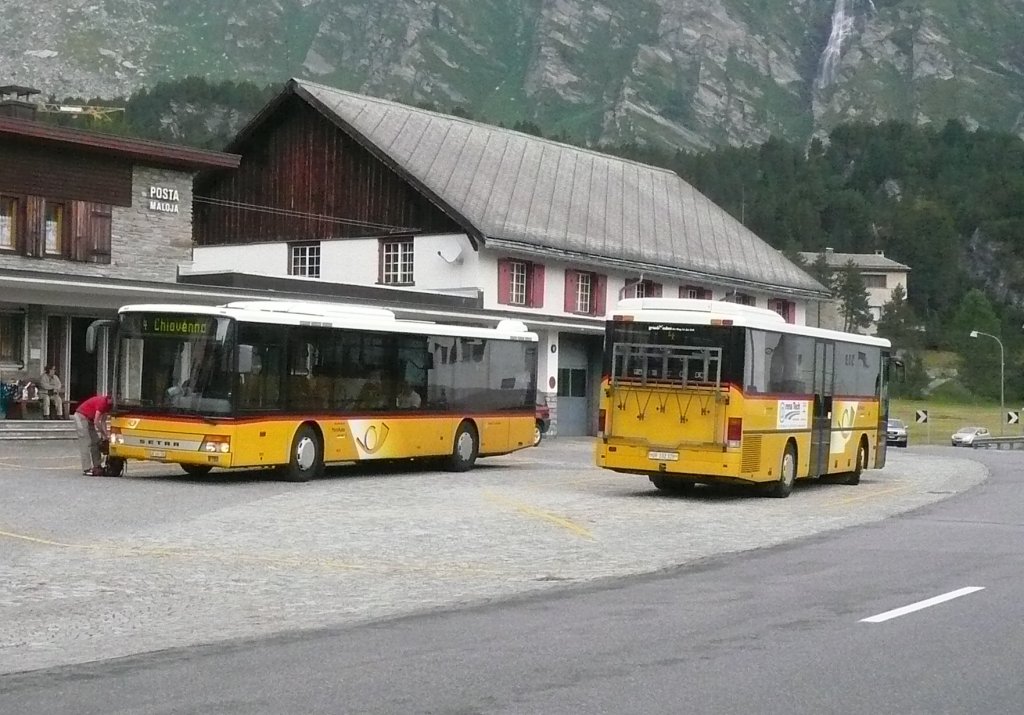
[4,0,1023,150]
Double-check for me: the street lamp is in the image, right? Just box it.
[969,330,1004,433]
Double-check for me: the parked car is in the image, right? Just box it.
[951,426,990,447]
[534,404,551,446]
[886,418,909,447]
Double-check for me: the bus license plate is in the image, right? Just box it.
[648,450,679,462]
[149,449,167,459]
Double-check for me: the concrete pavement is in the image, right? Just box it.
[0,439,986,674]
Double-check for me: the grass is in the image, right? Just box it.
[889,398,1021,445]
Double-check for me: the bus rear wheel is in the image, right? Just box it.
[843,440,867,486]
[447,422,479,472]
[280,425,324,482]
[766,444,796,498]
[650,475,695,493]
[181,464,213,477]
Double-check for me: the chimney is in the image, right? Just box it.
[0,85,40,120]
[875,249,885,256]
[824,247,834,255]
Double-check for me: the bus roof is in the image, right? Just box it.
[611,298,891,348]
[117,301,538,342]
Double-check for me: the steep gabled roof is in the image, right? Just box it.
[798,251,911,272]
[239,79,827,298]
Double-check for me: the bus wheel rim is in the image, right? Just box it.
[456,431,474,461]
[296,436,317,470]
[782,452,795,486]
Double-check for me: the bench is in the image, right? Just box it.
[6,397,76,420]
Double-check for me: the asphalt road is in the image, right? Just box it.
[1,443,1015,713]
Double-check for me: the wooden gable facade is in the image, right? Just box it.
[194,96,462,246]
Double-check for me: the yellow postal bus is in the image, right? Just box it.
[108,301,539,480]
[595,298,892,497]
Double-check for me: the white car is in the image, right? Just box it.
[950,426,990,447]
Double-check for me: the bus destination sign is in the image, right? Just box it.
[140,315,214,337]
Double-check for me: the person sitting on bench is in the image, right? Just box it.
[38,366,64,419]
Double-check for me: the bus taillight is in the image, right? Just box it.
[598,408,606,434]
[727,418,742,449]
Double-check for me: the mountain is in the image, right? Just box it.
[4,0,1024,150]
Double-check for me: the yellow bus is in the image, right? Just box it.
[107,301,539,480]
[595,298,893,497]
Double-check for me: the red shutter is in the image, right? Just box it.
[624,278,638,299]
[702,288,712,300]
[564,270,580,313]
[529,263,545,308]
[651,282,663,298]
[679,286,687,299]
[497,259,512,305]
[593,274,607,316]
[785,300,795,323]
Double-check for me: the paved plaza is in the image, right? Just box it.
[0,439,986,674]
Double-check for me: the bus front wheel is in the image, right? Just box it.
[281,425,324,482]
[181,464,213,477]
[447,422,479,472]
[767,444,796,498]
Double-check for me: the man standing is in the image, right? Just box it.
[38,365,64,419]
[74,394,113,476]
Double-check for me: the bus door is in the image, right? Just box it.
[809,340,835,477]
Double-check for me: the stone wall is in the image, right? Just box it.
[0,166,194,283]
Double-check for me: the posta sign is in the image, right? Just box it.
[147,185,181,214]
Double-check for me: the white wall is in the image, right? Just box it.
[191,234,813,325]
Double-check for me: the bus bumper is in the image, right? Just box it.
[596,441,746,481]
[109,444,233,468]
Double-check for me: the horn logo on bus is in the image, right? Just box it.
[356,423,390,455]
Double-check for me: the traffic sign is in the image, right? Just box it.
[915,409,929,424]
[1008,411,1020,425]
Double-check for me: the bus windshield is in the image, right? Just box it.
[115,313,235,415]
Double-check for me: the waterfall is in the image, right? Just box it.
[816,0,853,90]
[815,0,878,90]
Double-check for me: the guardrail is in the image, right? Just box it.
[971,436,1024,450]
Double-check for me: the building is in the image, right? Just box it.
[187,79,829,436]
[798,248,910,333]
[0,85,240,412]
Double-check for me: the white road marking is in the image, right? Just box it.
[861,587,985,623]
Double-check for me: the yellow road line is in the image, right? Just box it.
[484,492,595,540]
[829,485,915,506]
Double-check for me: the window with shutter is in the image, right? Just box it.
[681,285,712,300]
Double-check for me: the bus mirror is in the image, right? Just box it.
[85,319,115,354]
[238,345,254,373]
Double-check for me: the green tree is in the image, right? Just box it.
[875,283,919,350]
[833,261,873,333]
[948,289,1001,399]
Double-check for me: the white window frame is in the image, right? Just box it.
[509,261,528,305]
[382,239,415,284]
[0,196,15,250]
[575,272,592,314]
[289,243,321,278]
[44,201,64,256]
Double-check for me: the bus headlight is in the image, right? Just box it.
[109,428,125,445]
[200,436,231,454]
